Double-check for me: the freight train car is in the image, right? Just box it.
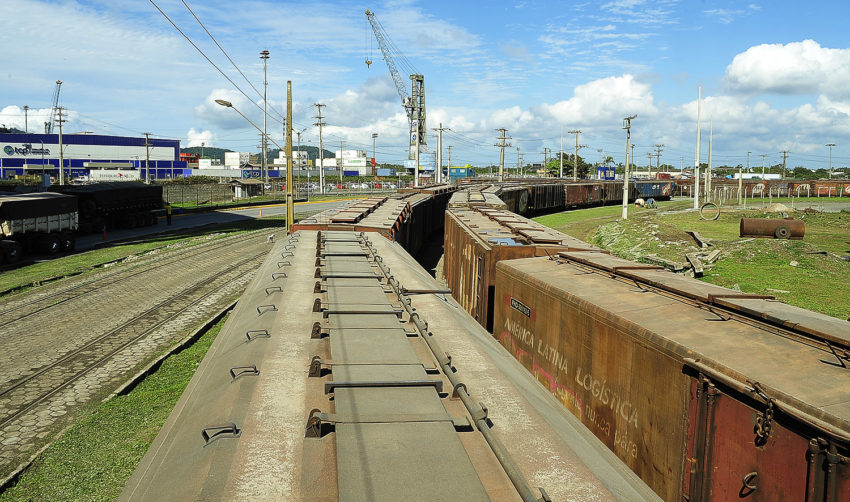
[493,251,850,500]
[0,192,77,262]
[120,230,660,501]
[56,182,162,232]
[632,180,673,201]
[528,183,566,213]
[293,186,456,254]
[443,206,603,331]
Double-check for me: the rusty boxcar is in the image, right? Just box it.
[443,207,603,331]
[493,251,850,500]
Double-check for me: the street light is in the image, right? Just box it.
[371,133,378,176]
[260,50,270,185]
[215,99,285,182]
[826,143,836,177]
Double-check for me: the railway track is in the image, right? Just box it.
[0,249,266,431]
[0,230,268,324]
[0,229,275,479]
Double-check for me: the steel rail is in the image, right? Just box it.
[0,249,267,431]
[0,230,269,322]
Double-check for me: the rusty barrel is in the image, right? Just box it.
[740,217,805,239]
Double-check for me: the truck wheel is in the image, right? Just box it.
[2,240,22,264]
[60,231,76,251]
[39,234,61,255]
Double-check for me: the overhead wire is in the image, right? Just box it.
[148,0,284,127]
[179,0,284,123]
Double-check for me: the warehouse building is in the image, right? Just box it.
[0,132,187,180]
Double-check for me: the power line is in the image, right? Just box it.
[148,0,284,127]
[179,0,283,122]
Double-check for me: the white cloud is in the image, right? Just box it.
[186,128,216,147]
[0,106,55,133]
[725,40,850,97]
[540,74,656,125]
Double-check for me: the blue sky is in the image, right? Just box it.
[2,0,850,170]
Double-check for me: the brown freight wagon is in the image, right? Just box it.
[494,251,850,501]
[443,207,602,330]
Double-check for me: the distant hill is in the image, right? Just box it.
[181,146,232,163]
[181,145,335,164]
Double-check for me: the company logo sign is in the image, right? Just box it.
[510,297,532,318]
[2,143,51,156]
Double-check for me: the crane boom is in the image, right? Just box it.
[365,9,410,111]
[45,80,62,134]
[364,9,426,163]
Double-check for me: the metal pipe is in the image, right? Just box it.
[362,236,546,502]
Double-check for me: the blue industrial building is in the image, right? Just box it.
[0,133,188,180]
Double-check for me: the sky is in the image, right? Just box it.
[2,0,850,171]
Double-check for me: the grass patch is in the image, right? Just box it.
[536,201,850,319]
[0,315,228,501]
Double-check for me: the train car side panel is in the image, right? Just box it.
[493,260,688,500]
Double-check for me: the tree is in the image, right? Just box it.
[792,166,810,179]
[545,152,591,178]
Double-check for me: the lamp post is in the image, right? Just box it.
[215,99,284,153]
[371,132,378,176]
[826,143,836,177]
[297,127,307,199]
[260,50,270,186]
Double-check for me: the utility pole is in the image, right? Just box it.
[569,129,582,180]
[742,151,750,204]
[654,144,664,179]
[647,153,653,180]
[144,132,151,184]
[313,103,326,194]
[56,107,66,185]
[706,118,713,199]
[761,154,767,179]
[827,143,836,176]
[495,128,511,182]
[446,146,452,173]
[559,127,564,178]
[285,80,294,234]
[630,144,635,174]
[432,123,449,183]
[23,105,28,132]
[516,146,520,175]
[694,86,702,209]
[781,150,788,179]
[260,50,270,186]
[371,133,378,176]
[339,140,344,183]
[622,115,636,220]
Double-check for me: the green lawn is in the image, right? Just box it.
[535,202,850,319]
[0,316,227,502]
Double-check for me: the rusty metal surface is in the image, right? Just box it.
[368,234,659,501]
[493,255,850,500]
[740,217,806,239]
[444,209,604,331]
[122,229,662,502]
[714,297,850,349]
